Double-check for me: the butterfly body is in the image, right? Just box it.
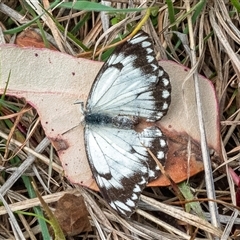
[82,31,171,217]
[85,111,139,129]
[84,113,113,126]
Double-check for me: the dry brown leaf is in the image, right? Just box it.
[0,45,221,190]
[16,29,58,50]
[54,194,91,236]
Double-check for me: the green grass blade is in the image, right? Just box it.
[60,1,145,12]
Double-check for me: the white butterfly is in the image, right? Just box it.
[82,31,171,217]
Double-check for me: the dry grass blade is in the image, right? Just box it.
[185,1,220,229]
[0,131,62,173]
[209,9,240,79]
[0,193,25,239]
[0,189,79,216]
[0,136,50,196]
[140,195,222,237]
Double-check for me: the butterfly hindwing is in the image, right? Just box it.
[84,125,167,216]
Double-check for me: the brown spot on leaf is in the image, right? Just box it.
[51,137,69,151]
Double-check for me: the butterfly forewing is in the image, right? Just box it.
[86,31,171,122]
[83,31,171,217]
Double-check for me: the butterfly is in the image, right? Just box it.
[82,31,171,217]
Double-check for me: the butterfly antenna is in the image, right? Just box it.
[62,101,86,135]
[74,100,85,115]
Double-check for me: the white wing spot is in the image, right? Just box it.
[115,200,132,211]
[131,193,138,200]
[162,77,170,86]
[109,202,118,211]
[157,151,165,159]
[146,47,153,54]
[155,165,160,171]
[147,55,154,63]
[139,176,146,185]
[156,112,164,118]
[133,185,141,193]
[141,41,151,48]
[151,63,158,71]
[162,90,170,99]
[129,36,148,44]
[158,69,164,77]
[162,102,169,110]
[126,199,135,207]
[149,169,155,178]
[160,139,167,147]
